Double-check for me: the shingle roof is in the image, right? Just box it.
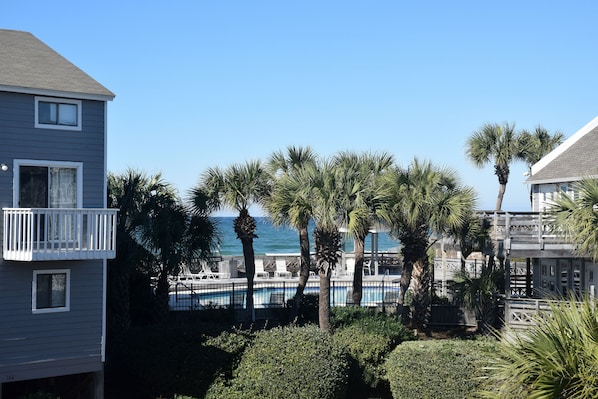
[0,29,114,100]
[526,116,598,184]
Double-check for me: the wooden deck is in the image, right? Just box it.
[478,211,575,258]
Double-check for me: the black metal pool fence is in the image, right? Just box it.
[169,279,402,311]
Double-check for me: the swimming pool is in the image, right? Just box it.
[169,280,400,311]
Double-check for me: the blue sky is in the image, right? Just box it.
[3,1,598,216]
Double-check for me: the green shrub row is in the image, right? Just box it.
[385,338,497,399]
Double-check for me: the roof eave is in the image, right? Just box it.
[0,84,115,101]
[526,175,598,185]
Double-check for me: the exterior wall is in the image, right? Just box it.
[530,182,575,212]
[0,90,107,383]
[533,258,595,298]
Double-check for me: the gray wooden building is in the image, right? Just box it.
[0,29,116,398]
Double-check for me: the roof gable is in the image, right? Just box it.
[0,29,114,100]
[527,116,598,184]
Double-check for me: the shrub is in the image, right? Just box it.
[480,297,598,398]
[385,339,496,399]
[206,325,349,399]
[106,323,252,399]
[331,307,415,396]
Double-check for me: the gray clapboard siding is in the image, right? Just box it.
[0,89,108,383]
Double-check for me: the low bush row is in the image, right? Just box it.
[106,309,498,399]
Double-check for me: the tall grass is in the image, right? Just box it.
[480,296,598,398]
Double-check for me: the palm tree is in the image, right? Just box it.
[308,160,343,332]
[192,160,268,321]
[108,170,217,326]
[139,179,216,321]
[333,151,394,306]
[518,125,564,167]
[107,170,156,335]
[550,178,598,262]
[466,122,521,211]
[265,146,318,317]
[380,159,476,329]
[454,266,503,332]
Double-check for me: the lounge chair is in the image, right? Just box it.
[274,259,292,278]
[255,258,269,279]
[269,292,285,308]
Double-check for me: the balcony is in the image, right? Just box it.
[3,208,117,261]
[479,211,575,258]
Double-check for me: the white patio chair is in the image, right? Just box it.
[274,259,292,278]
[255,258,270,279]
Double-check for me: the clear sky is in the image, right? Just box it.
[3,1,598,216]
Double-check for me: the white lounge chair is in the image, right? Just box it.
[274,259,292,278]
[255,258,270,279]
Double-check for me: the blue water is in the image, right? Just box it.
[213,217,400,256]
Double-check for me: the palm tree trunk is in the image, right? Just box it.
[241,237,256,322]
[352,237,365,306]
[496,182,506,210]
[155,270,170,323]
[410,259,431,330]
[398,261,412,305]
[292,226,311,320]
[319,264,332,332]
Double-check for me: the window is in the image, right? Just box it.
[15,160,82,208]
[35,97,81,130]
[32,269,70,313]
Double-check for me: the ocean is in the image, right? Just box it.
[213,217,400,256]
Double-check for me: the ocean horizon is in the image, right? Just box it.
[212,216,400,256]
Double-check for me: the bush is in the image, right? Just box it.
[331,307,415,397]
[106,323,252,399]
[481,297,598,398]
[206,325,349,399]
[385,339,496,399]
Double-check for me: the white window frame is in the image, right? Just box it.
[34,96,82,131]
[13,159,83,208]
[32,269,71,314]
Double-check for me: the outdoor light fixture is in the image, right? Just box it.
[0,163,8,172]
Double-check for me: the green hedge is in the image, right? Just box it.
[106,323,252,398]
[385,339,497,399]
[331,307,415,393]
[206,325,349,399]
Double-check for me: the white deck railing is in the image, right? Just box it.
[506,298,553,328]
[3,208,117,261]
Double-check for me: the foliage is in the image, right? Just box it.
[206,325,349,399]
[465,122,562,211]
[106,323,252,399]
[192,160,269,321]
[385,339,497,399]
[331,307,415,393]
[379,158,476,329]
[480,297,598,399]
[265,146,318,316]
[454,266,504,332]
[550,178,598,262]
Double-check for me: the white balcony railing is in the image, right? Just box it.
[3,208,117,261]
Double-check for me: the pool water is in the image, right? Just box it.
[169,283,400,310]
